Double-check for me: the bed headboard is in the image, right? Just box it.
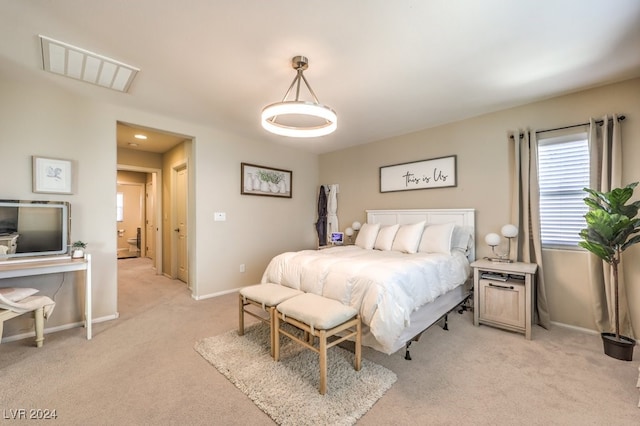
[366,208,476,261]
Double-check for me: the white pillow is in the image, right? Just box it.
[0,287,39,302]
[355,223,380,249]
[418,222,455,254]
[392,221,426,254]
[451,225,472,253]
[374,224,400,251]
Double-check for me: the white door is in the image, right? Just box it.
[176,166,188,283]
[145,180,155,261]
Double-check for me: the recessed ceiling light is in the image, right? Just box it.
[134,134,147,140]
[39,35,139,93]
[128,142,139,147]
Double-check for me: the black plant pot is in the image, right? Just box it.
[601,333,635,361]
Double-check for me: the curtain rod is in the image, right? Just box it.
[535,115,626,135]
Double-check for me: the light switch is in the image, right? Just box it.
[214,212,226,221]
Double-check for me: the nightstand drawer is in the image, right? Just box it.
[478,279,525,329]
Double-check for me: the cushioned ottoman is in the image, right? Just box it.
[238,283,303,357]
[274,292,361,395]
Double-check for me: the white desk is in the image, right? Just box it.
[0,254,92,339]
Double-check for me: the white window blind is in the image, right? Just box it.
[537,134,589,248]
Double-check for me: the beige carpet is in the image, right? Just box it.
[195,323,397,426]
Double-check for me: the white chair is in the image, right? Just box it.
[0,288,55,348]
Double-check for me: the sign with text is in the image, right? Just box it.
[380,155,457,192]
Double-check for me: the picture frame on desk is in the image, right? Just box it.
[32,156,73,194]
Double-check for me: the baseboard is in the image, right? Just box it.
[192,287,238,301]
[550,320,600,336]
[0,313,118,344]
[550,320,638,346]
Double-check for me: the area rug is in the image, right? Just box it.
[194,323,397,426]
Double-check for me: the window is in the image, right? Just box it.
[537,132,589,248]
[116,192,124,222]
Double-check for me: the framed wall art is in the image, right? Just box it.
[380,155,457,193]
[241,162,292,198]
[32,156,74,194]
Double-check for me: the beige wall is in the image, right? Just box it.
[118,147,163,169]
[2,67,637,340]
[0,75,319,339]
[320,78,640,334]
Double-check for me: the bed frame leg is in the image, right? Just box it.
[458,294,472,314]
[404,341,412,360]
[441,314,449,331]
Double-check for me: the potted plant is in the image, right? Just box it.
[579,182,640,361]
[71,241,87,259]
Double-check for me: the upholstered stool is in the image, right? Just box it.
[238,283,303,357]
[0,288,56,348]
[274,293,361,395]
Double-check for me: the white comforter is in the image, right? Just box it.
[261,245,470,354]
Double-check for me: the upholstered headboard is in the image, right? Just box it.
[366,208,476,261]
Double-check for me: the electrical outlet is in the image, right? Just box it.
[239,264,245,273]
[214,212,226,221]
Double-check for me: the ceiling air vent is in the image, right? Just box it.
[39,35,139,93]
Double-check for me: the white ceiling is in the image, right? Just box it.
[1,1,639,154]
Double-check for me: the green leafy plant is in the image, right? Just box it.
[579,182,640,340]
[256,170,284,184]
[72,241,87,249]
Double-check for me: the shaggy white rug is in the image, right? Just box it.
[194,323,397,426]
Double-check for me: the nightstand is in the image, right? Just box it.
[471,259,538,339]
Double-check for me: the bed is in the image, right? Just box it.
[261,208,475,355]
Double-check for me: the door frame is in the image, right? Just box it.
[116,164,163,274]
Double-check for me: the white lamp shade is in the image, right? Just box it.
[352,221,361,231]
[485,233,501,246]
[345,227,354,237]
[501,224,518,238]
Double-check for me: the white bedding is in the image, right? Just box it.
[261,245,471,354]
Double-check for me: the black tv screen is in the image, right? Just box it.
[0,200,70,259]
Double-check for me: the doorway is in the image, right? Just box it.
[116,166,163,273]
[116,121,193,288]
[116,182,144,259]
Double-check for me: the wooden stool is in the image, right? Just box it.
[274,293,361,395]
[238,283,303,357]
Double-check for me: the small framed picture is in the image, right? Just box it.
[330,232,344,245]
[32,156,73,194]
[241,163,292,198]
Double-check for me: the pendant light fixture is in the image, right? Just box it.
[261,56,337,138]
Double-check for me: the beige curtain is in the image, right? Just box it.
[508,130,551,328]
[587,115,633,337]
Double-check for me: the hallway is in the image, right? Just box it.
[116,257,187,320]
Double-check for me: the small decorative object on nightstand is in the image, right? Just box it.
[344,221,361,244]
[471,259,537,339]
[484,224,518,262]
